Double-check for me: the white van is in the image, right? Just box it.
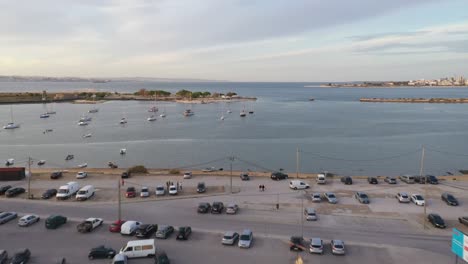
[76,185,95,201]
[400,175,415,184]
[316,174,326,184]
[119,239,155,258]
[289,180,310,190]
[56,182,80,200]
[120,221,142,235]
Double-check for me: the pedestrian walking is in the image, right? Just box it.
[180,183,183,190]
[177,181,179,190]
[259,185,262,192]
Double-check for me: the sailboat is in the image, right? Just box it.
[46,102,56,115]
[147,115,157,121]
[183,109,194,116]
[249,103,254,114]
[160,107,167,118]
[119,117,127,124]
[3,106,20,129]
[240,105,247,117]
[40,113,50,118]
[83,133,92,138]
[88,94,99,113]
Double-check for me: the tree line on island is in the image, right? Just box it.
[134,89,237,99]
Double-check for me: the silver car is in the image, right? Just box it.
[331,239,345,255]
[309,238,324,254]
[155,186,165,196]
[112,253,128,264]
[311,193,321,202]
[0,212,17,224]
[18,215,40,227]
[222,231,239,245]
[226,204,239,214]
[238,229,253,248]
[396,192,410,203]
[324,192,337,204]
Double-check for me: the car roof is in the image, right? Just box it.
[311,238,322,244]
[241,229,252,235]
[332,239,344,244]
[224,231,237,236]
[227,203,237,207]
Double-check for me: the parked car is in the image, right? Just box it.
[136,224,158,238]
[109,220,126,233]
[311,193,321,202]
[202,167,215,172]
[77,218,103,233]
[340,176,352,185]
[154,251,170,264]
[18,215,40,227]
[5,187,25,198]
[289,236,305,251]
[125,187,136,198]
[226,203,239,214]
[309,238,324,254]
[441,192,459,206]
[289,180,310,190]
[384,176,397,184]
[183,172,192,179]
[459,216,468,226]
[196,182,206,193]
[331,240,345,255]
[414,175,426,184]
[367,177,378,184]
[76,171,88,179]
[0,250,7,264]
[121,171,131,179]
[45,215,67,229]
[355,192,370,204]
[396,192,410,203]
[238,229,253,248]
[88,246,116,259]
[270,171,288,180]
[211,202,224,214]
[111,254,128,264]
[411,194,425,206]
[426,175,439,184]
[120,221,142,235]
[140,187,150,198]
[176,226,192,240]
[0,185,12,195]
[10,249,30,264]
[198,202,211,213]
[0,212,18,224]
[155,186,165,196]
[155,225,174,239]
[428,213,446,228]
[50,171,63,179]
[168,185,178,195]
[240,173,250,181]
[41,189,57,199]
[324,192,337,204]
[222,231,239,245]
[304,208,317,221]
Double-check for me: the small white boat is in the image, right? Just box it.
[77,163,88,168]
[78,121,89,126]
[79,116,92,122]
[83,133,92,138]
[183,109,194,116]
[227,110,232,114]
[240,111,247,117]
[147,116,157,122]
[220,115,225,120]
[120,148,127,155]
[119,118,127,124]
[3,123,20,129]
[88,108,99,113]
[5,159,14,166]
[40,113,50,118]
[160,113,166,118]
[37,160,46,166]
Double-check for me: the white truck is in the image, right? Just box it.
[56,182,80,200]
[76,217,103,233]
[76,185,95,201]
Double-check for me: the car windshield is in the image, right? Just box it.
[328,194,335,198]
[58,189,68,193]
[157,187,164,190]
[360,194,368,198]
[334,244,344,249]
[433,215,443,222]
[447,194,455,200]
[401,194,408,198]
[240,235,251,240]
[78,190,86,194]
[415,195,423,200]
[224,235,233,239]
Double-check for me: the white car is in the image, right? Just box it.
[140,187,150,198]
[76,172,88,179]
[155,185,165,196]
[120,221,142,235]
[311,193,321,202]
[238,229,253,248]
[202,167,215,172]
[289,180,310,190]
[183,172,192,179]
[396,192,410,203]
[18,215,40,227]
[168,185,178,195]
[411,194,425,206]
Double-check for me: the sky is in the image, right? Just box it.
[1,0,468,82]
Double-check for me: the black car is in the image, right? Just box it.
[50,171,63,179]
[121,171,131,179]
[384,177,397,184]
[176,226,192,240]
[135,224,157,238]
[414,175,426,184]
[340,176,352,185]
[154,251,170,264]
[367,177,378,184]
[426,175,438,184]
[240,173,250,181]
[0,185,12,195]
[441,192,458,206]
[41,189,58,199]
[155,225,175,239]
[197,202,211,213]
[211,202,224,214]
[428,213,446,229]
[196,182,206,193]
[88,246,116,260]
[5,187,25,197]
[289,236,305,251]
[10,249,30,264]
[271,172,288,181]
[459,216,468,226]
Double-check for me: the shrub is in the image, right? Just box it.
[128,165,148,174]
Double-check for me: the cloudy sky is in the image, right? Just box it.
[1,0,467,81]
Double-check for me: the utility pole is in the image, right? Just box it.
[27,157,32,199]
[301,190,304,237]
[296,148,300,178]
[229,156,235,194]
[118,178,121,221]
[419,146,427,229]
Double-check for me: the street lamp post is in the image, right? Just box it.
[301,190,304,237]
[229,156,235,194]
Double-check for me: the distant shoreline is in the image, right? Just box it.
[314,84,468,88]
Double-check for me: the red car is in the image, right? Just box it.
[109,220,126,232]
[126,187,136,198]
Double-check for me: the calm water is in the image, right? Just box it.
[1,81,468,176]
